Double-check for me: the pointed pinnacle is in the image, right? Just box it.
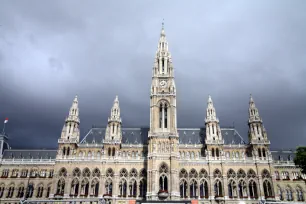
[114,95,119,102]
[208,95,213,103]
[249,94,254,103]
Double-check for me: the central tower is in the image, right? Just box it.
[147,23,180,201]
[149,23,177,134]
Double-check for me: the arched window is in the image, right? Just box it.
[46,184,51,198]
[296,186,304,201]
[36,184,44,198]
[119,179,127,197]
[70,178,79,196]
[0,184,5,198]
[263,180,273,198]
[214,180,222,197]
[200,180,208,198]
[17,185,25,198]
[63,147,66,155]
[275,171,280,180]
[248,180,258,198]
[108,148,111,156]
[180,180,187,198]
[56,179,65,196]
[286,186,293,201]
[212,148,215,157]
[7,184,15,198]
[91,178,99,197]
[277,186,283,200]
[159,175,168,192]
[190,179,197,198]
[258,148,262,157]
[112,147,115,156]
[81,179,89,197]
[216,148,220,157]
[238,180,247,198]
[129,179,137,197]
[262,148,266,157]
[67,147,70,156]
[105,179,113,195]
[159,104,163,128]
[164,104,168,129]
[228,180,237,198]
[139,179,147,198]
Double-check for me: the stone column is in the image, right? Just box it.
[223,177,228,199]
[209,175,214,199]
[100,175,105,196]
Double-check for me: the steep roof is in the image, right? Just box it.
[80,127,246,145]
[2,149,57,159]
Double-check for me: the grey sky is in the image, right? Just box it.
[0,0,305,149]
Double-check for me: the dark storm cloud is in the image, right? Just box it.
[0,0,305,149]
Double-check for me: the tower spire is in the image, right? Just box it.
[60,95,80,142]
[249,94,261,123]
[104,95,122,143]
[248,95,269,144]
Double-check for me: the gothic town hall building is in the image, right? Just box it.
[0,26,305,204]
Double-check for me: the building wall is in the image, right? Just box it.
[0,145,305,204]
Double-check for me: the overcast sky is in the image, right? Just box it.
[0,0,305,149]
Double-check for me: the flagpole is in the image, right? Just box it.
[2,122,5,134]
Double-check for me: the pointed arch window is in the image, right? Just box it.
[263,180,273,198]
[162,58,165,72]
[0,184,4,198]
[200,180,208,198]
[214,180,222,197]
[164,104,168,128]
[248,180,258,198]
[180,180,187,198]
[139,179,146,198]
[159,104,163,128]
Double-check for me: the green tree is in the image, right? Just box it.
[294,146,306,174]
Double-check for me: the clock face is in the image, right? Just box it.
[159,80,167,87]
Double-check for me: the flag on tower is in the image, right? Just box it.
[4,118,8,123]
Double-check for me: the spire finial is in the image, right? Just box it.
[161,19,165,36]
[162,19,164,29]
[249,94,254,103]
[208,95,213,103]
[115,95,119,102]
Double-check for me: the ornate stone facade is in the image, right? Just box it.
[0,25,305,204]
